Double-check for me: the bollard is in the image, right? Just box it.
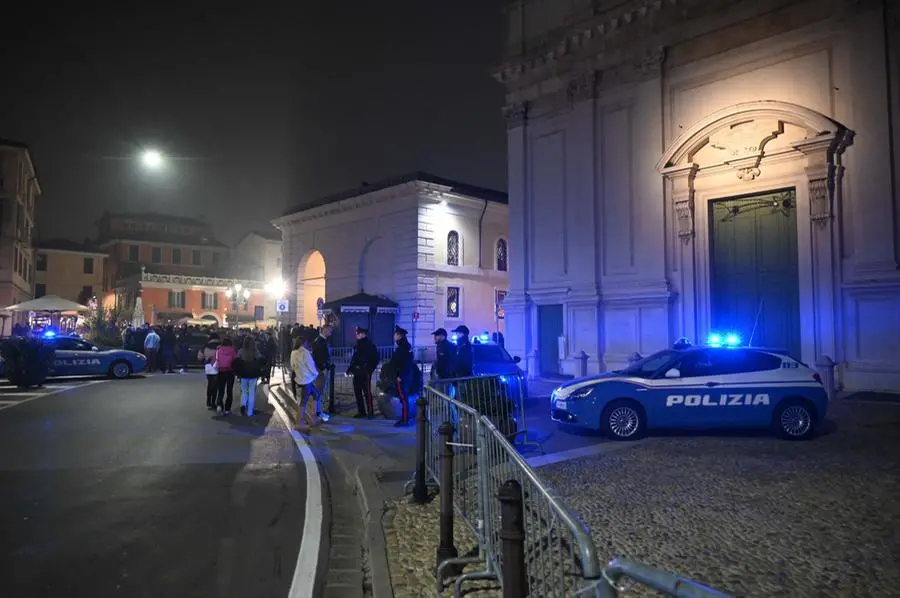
[815,355,836,400]
[412,395,429,504]
[435,422,458,571]
[498,479,528,598]
[576,350,590,377]
[327,364,337,414]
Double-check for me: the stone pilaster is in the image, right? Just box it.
[662,163,699,342]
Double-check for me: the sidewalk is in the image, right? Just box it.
[268,371,416,598]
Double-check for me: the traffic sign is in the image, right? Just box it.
[275,299,289,313]
[413,311,419,321]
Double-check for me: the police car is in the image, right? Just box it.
[44,334,147,379]
[551,335,827,441]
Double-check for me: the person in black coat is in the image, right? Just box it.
[431,328,456,381]
[452,325,474,378]
[386,325,414,426]
[310,325,334,413]
[347,326,380,418]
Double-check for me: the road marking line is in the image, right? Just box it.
[0,379,107,414]
[268,389,323,598]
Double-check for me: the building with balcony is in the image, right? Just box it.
[0,138,40,332]
[95,211,229,292]
[275,172,509,349]
[35,239,107,303]
[497,0,899,390]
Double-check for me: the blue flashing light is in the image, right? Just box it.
[42,330,57,338]
[498,375,508,383]
[707,332,741,347]
[479,333,490,342]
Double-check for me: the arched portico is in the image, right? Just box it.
[657,100,853,367]
[295,250,326,326]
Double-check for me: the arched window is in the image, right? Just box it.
[447,230,460,266]
[496,238,508,271]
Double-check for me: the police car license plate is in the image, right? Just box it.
[556,400,567,410]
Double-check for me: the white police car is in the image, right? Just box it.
[551,335,827,441]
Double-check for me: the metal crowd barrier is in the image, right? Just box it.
[428,373,540,450]
[408,381,732,598]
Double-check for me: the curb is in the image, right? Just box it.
[270,381,395,598]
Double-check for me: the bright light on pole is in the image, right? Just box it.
[141,149,164,169]
[265,279,286,298]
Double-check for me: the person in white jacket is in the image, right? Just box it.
[290,337,322,430]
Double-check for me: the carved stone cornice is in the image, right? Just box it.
[565,70,597,104]
[502,102,528,129]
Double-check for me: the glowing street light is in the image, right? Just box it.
[141,149,164,169]
[265,279,286,298]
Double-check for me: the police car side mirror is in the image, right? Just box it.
[91,346,100,352]
[664,368,681,379]
[513,356,521,363]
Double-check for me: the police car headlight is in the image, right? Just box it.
[568,386,595,400]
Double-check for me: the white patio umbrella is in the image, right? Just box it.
[3,295,91,313]
[132,297,146,328]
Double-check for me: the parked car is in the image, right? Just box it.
[43,334,146,379]
[551,337,827,441]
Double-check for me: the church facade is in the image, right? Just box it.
[497,0,899,391]
[274,173,509,348]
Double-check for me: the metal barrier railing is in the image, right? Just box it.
[428,373,540,450]
[407,381,732,598]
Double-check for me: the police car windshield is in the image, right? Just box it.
[473,344,514,363]
[618,349,680,378]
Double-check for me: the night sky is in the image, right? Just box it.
[0,2,509,244]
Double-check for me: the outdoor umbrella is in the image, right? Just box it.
[2,295,90,313]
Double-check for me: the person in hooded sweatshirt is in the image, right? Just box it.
[214,337,237,415]
[200,332,221,410]
[233,336,266,417]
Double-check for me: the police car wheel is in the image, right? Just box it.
[773,399,816,440]
[601,400,645,441]
[110,361,132,379]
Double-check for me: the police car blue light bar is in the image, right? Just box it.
[707,332,741,347]
[42,330,57,338]
[479,333,490,342]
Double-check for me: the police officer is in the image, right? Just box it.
[431,328,456,381]
[348,326,380,418]
[387,325,414,426]
[452,325,474,378]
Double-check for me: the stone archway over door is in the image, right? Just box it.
[657,100,853,365]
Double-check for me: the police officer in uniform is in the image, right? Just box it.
[386,325,414,426]
[348,326,380,418]
[431,328,456,381]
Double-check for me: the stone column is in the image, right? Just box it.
[662,163,699,343]
[503,101,531,366]
[793,134,845,365]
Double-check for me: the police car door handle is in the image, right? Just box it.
[705,382,720,387]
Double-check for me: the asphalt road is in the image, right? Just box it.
[0,372,310,598]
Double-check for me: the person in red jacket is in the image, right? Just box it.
[214,337,237,415]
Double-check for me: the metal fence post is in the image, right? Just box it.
[412,395,429,504]
[436,421,459,571]
[328,364,337,414]
[498,479,527,598]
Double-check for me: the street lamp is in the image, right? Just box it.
[140,149,165,170]
[225,282,251,328]
[265,279,286,298]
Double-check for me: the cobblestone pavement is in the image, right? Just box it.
[384,401,900,597]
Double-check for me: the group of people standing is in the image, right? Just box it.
[288,324,334,431]
[197,329,278,417]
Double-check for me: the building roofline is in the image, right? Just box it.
[280,171,507,218]
[0,137,42,195]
